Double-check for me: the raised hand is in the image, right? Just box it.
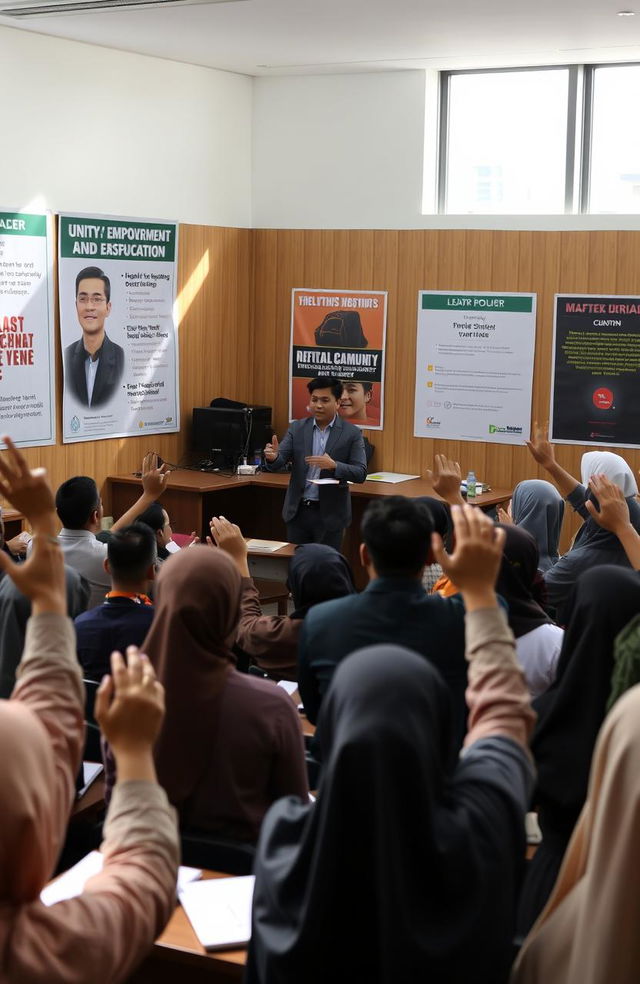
[586,474,631,533]
[431,504,505,609]
[264,434,279,462]
[525,421,555,470]
[141,451,171,499]
[209,515,249,573]
[0,435,57,533]
[426,454,465,506]
[95,647,165,759]
[497,502,514,525]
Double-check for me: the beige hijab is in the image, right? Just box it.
[512,684,640,984]
[0,701,61,904]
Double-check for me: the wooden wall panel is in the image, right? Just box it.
[7,225,640,554]
[252,228,640,552]
[6,223,253,515]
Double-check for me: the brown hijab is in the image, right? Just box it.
[512,684,640,984]
[143,546,242,810]
[0,702,61,904]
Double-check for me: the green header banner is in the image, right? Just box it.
[422,293,533,313]
[59,216,176,262]
[0,212,47,237]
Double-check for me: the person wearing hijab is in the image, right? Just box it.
[0,565,90,698]
[509,480,565,573]
[512,683,640,984]
[0,436,178,984]
[418,495,452,593]
[516,564,640,936]
[495,524,564,697]
[209,516,356,681]
[143,544,308,843]
[247,505,536,984]
[526,424,640,623]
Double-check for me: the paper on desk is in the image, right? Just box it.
[365,472,420,484]
[308,478,339,485]
[277,680,298,696]
[179,875,255,951]
[246,538,289,552]
[40,851,202,907]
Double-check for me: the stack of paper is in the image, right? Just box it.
[179,875,255,951]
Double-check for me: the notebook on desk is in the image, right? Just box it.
[179,875,255,951]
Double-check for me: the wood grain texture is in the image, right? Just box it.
[6,227,640,557]
[252,229,640,551]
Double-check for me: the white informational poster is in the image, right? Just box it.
[58,213,179,444]
[0,210,55,448]
[414,290,537,445]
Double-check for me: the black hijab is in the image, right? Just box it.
[532,565,640,834]
[286,544,356,620]
[247,645,526,984]
[415,495,451,540]
[495,524,551,638]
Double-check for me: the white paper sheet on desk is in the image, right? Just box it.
[246,538,289,552]
[179,875,255,951]
[277,680,298,696]
[365,472,420,484]
[40,851,202,907]
[308,478,339,485]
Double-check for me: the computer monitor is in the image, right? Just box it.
[191,405,272,468]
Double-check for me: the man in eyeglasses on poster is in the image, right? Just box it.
[64,265,125,408]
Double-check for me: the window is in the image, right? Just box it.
[436,63,640,215]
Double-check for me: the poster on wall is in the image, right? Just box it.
[58,213,179,444]
[0,210,55,448]
[414,290,537,445]
[289,288,387,430]
[551,294,640,448]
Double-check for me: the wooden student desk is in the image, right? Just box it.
[107,470,511,588]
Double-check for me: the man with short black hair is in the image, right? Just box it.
[298,495,468,748]
[264,376,367,549]
[64,265,125,407]
[74,523,157,681]
[54,452,169,608]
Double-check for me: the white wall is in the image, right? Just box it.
[252,71,429,229]
[252,70,640,231]
[0,25,252,227]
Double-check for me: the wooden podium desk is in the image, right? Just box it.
[107,471,511,589]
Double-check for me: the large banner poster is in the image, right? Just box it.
[551,294,640,448]
[58,214,179,444]
[0,210,55,448]
[414,290,537,445]
[290,288,387,430]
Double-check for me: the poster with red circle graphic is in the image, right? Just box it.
[551,294,640,448]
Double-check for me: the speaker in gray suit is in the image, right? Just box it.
[264,377,367,550]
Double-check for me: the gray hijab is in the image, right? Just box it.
[512,480,565,573]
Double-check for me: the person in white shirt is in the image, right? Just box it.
[53,453,170,609]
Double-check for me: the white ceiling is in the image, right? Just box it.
[2,0,640,76]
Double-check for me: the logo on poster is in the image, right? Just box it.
[592,387,614,410]
[70,416,80,433]
[489,424,523,435]
[424,417,441,428]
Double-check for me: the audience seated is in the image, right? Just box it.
[54,452,169,608]
[0,505,28,569]
[297,496,468,748]
[513,684,640,984]
[501,479,564,573]
[209,515,356,680]
[136,501,197,563]
[417,495,451,593]
[0,436,178,984]
[495,524,563,698]
[142,546,308,843]
[526,425,640,623]
[0,566,89,699]
[74,523,156,681]
[517,565,640,935]
[247,505,536,984]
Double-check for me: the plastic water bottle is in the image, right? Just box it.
[466,470,477,498]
